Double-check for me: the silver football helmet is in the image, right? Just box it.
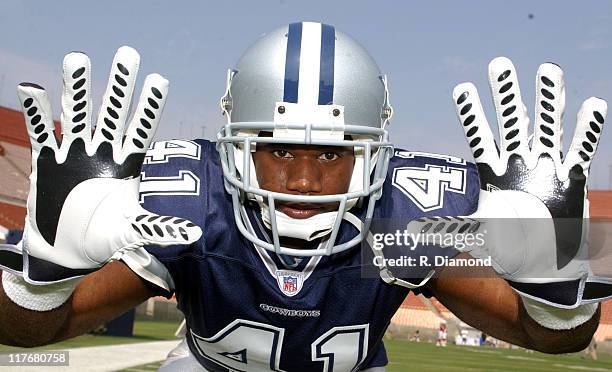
[217,22,393,256]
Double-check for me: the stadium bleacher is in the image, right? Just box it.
[394,292,612,342]
[0,107,32,234]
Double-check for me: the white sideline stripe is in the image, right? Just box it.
[0,340,180,372]
[504,355,546,362]
[298,22,322,105]
[461,348,501,354]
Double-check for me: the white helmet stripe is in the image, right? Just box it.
[298,22,323,106]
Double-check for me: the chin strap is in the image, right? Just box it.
[260,205,362,242]
[261,207,336,241]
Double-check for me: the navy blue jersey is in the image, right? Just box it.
[137,140,479,372]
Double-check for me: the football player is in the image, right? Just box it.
[0,22,609,371]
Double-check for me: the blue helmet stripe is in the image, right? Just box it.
[318,24,335,105]
[283,22,302,103]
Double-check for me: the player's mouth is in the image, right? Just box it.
[278,203,327,219]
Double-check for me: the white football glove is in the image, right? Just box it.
[0,47,202,285]
[410,57,609,308]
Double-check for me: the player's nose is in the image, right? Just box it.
[285,158,322,194]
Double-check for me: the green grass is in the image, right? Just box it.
[0,319,180,352]
[123,339,612,372]
[384,339,612,371]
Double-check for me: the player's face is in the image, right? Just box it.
[253,143,355,219]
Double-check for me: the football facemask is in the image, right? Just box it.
[216,22,394,256]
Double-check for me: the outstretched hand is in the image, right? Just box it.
[0,47,202,285]
[408,58,610,308]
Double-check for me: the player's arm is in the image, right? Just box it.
[0,261,154,347]
[427,254,600,353]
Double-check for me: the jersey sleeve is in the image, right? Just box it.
[369,150,481,288]
[382,150,480,218]
[118,139,213,295]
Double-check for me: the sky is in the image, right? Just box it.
[0,0,611,188]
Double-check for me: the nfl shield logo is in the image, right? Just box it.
[276,270,304,296]
[283,276,298,292]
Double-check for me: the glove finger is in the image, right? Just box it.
[564,97,607,177]
[121,73,169,158]
[487,57,530,158]
[129,212,202,246]
[453,82,503,174]
[60,52,92,145]
[532,63,565,158]
[92,46,141,148]
[17,83,58,153]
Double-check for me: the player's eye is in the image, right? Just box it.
[319,152,340,161]
[272,149,293,159]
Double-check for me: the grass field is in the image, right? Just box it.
[384,340,612,371]
[0,319,179,352]
[121,339,612,371]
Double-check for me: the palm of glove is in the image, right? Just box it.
[477,153,586,268]
[477,154,585,219]
[34,140,143,247]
